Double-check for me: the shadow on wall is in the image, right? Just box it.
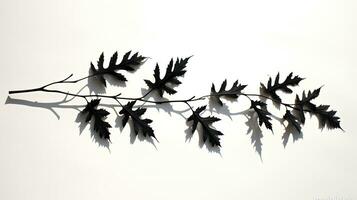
[5,89,302,159]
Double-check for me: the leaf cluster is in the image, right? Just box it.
[8,50,343,150]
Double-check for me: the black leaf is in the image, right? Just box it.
[261,72,304,102]
[211,80,247,106]
[144,56,191,97]
[81,99,111,140]
[187,105,223,147]
[283,110,302,133]
[312,105,342,130]
[250,100,273,130]
[294,87,321,123]
[90,51,147,87]
[119,101,157,141]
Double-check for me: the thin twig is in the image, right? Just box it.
[8,74,310,113]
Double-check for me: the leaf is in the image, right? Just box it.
[312,105,342,130]
[294,88,342,130]
[187,105,223,147]
[119,101,157,141]
[283,110,302,133]
[211,80,247,106]
[294,87,321,123]
[144,56,191,97]
[90,51,147,87]
[250,100,272,130]
[261,72,303,102]
[81,99,111,140]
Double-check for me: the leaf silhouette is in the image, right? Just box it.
[7,51,344,151]
[294,87,342,129]
[119,101,157,141]
[250,100,272,130]
[187,106,223,147]
[211,80,247,106]
[90,51,146,87]
[313,105,342,130]
[144,57,191,97]
[261,72,303,102]
[81,99,111,140]
[283,110,302,133]
[294,87,321,123]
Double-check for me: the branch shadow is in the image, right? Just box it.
[140,88,174,115]
[6,85,308,154]
[6,94,113,149]
[5,90,191,150]
[5,94,83,119]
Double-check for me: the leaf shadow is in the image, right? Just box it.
[244,110,264,160]
[5,92,193,151]
[105,75,127,88]
[208,97,232,120]
[204,97,266,157]
[272,114,304,147]
[87,75,106,95]
[281,123,303,148]
[6,86,308,155]
[88,73,127,94]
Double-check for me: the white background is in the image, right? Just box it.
[0,0,356,199]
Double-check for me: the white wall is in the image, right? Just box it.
[0,0,356,199]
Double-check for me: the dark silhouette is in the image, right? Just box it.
[6,50,344,157]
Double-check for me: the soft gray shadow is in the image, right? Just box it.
[274,114,304,147]
[5,95,82,119]
[7,82,306,154]
[5,94,191,149]
[208,97,232,120]
[184,121,194,143]
[87,69,106,94]
[6,94,111,151]
[140,88,174,115]
[282,124,303,148]
[5,84,87,118]
[106,75,127,88]
[245,110,263,160]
